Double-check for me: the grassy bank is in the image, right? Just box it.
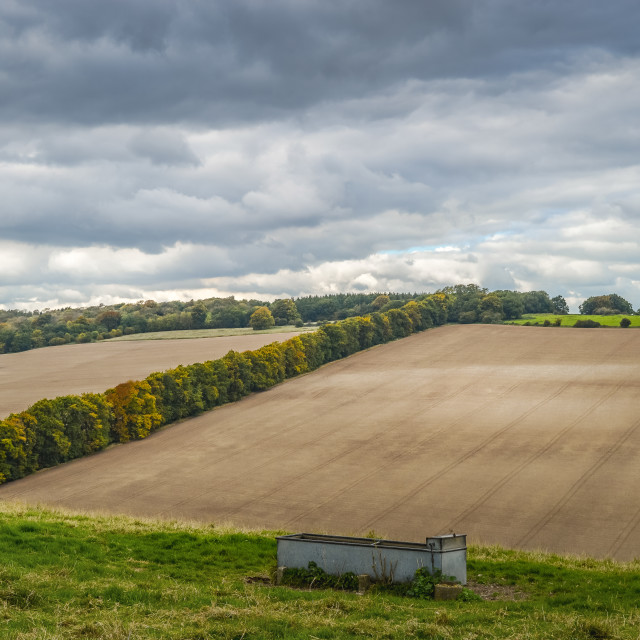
[506,313,640,327]
[1,503,639,639]
[110,325,314,341]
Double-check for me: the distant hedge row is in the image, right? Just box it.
[0,297,447,485]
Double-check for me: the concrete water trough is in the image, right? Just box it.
[276,532,467,584]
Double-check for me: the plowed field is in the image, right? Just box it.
[0,332,300,418]
[2,325,639,560]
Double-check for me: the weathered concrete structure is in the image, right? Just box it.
[276,533,467,584]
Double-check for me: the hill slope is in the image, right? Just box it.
[1,325,639,560]
[2,503,640,639]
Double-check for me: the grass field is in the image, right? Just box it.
[506,313,640,327]
[111,325,313,341]
[3,325,640,561]
[2,502,640,640]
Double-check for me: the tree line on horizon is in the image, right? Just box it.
[0,286,636,355]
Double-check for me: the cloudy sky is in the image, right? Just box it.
[2,0,639,312]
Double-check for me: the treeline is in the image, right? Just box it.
[578,294,634,315]
[439,285,570,323]
[0,293,419,354]
[0,297,268,354]
[1,286,636,355]
[0,295,447,485]
[295,292,420,322]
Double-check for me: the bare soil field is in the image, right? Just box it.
[0,332,299,418]
[2,325,639,560]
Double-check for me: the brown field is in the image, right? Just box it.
[0,332,300,418]
[1,325,640,560]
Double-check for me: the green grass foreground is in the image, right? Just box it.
[110,325,315,341]
[1,504,640,639]
[506,313,640,327]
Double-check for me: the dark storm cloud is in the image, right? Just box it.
[129,129,201,166]
[1,0,640,310]
[2,0,640,126]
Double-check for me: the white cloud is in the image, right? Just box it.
[1,1,639,311]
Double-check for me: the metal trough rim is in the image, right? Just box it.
[276,532,467,553]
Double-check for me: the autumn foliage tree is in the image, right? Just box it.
[105,381,162,442]
[250,306,275,330]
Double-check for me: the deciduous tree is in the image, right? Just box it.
[270,299,302,326]
[579,294,633,315]
[249,306,275,330]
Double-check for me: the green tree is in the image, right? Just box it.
[480,293,504,324]
[269,299,302,326]
[385,308,413,338]
[494,290,524,320]
[31,329,47,348]
[281,336,309,377]
[247,344,286,391]
[480,294,503,317]
[11,331,33,352]
[33,313,53,327]
[249,306,275,330]
[96,310,121,331]
[551,295,569,315]
[190,303,208,329]
[371,294,390,311]
[0,413,37,482]
[522,291,554,314]
[440,284,487,323]
[579,294,634,315]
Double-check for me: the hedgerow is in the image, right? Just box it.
[0,296,447,485]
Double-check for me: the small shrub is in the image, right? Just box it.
[281,562,358,591]
[405,568,444,599]
[377,568,458,600]
[459,587,483,602]
[480,311,503,324]
[458,311,477,324]
[280,564,464,601]
[554,318,562,326]
[543,319,551,327]
[573,319,601,328]
[620,317,631,328]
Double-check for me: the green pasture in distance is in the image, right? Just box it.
[506,313,640,327]
[2,502,640,639]
[111,325,315,341]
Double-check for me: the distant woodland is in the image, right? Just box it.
[0,286,635,354]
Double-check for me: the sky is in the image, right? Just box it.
[1,0,639,312]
